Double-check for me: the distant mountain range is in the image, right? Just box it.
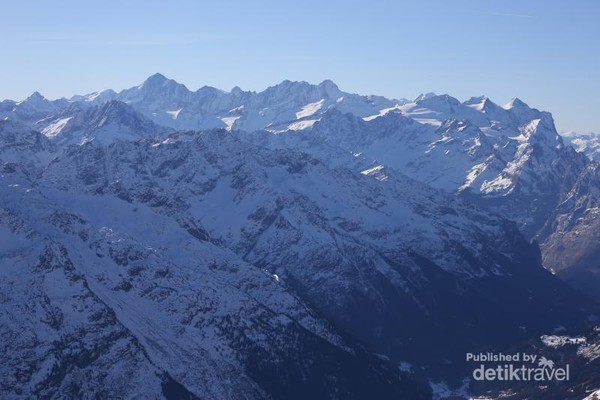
[563,132,600,161]
[1,75,599,399]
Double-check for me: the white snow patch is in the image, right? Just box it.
[166,108,183,120]
[288,120,318,131]
[398,361,413,373]
[361,165,388,181]
[41,117,72,137]
[152,138,177,147]
[460,162,488,191]
[362,104,401,121]
[541,335,586,348]
[229,105,245,113]
[296,99,324,119]
[221,116,240,131]
[413,118,443,127]
[480,175,513,194]
[85,92,106,102]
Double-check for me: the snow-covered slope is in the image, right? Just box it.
[311,95,574,195]
[1,128,428,399]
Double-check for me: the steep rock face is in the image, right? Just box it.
[1,132,428,399]
[541,163,600,301]
[40,131,595,381]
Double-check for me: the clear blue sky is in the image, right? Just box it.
[1,0,599,132]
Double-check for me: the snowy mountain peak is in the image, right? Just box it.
[141,72,169,87]
[26,91,46,102]
[465,95,487,104]
[416,93,461,107]
[504,97,529,110]
[20,91,56,110]
[230,85,244,96]
[318,79,341,95]
[196,84,225,96]
[264,79,314,96]
[261,79,341,101]
[414,92,437,102]
[136,73,191,95]
[464,95,499,113]
[12,91,62,118]
[318,79,338,88]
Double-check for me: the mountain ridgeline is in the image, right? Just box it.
[1,75,599,399]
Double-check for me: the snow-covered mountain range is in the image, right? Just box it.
[2,75,600,399]
[55,73,402,133]
[563,132,600,161]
